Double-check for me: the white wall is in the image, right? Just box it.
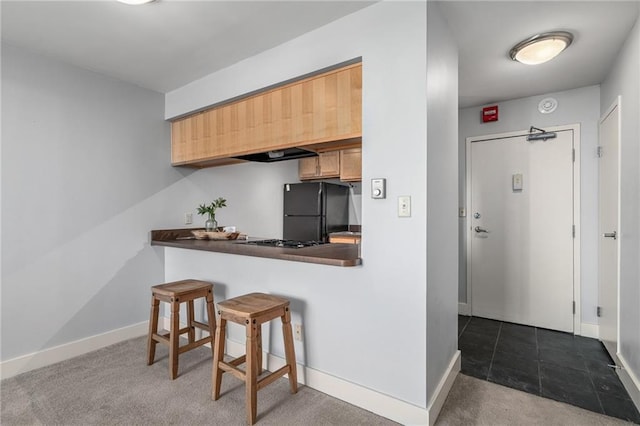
[600,14,640,392]
[0,42,303,364]
[1,43,173,360]
[458,85,601,326]
[165,1,440,409]
[426,1,459,404]
[180,161,299,240]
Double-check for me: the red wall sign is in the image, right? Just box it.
[482,105,499,122]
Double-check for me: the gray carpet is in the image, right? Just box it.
[1,337,634,425]
[1,336,396,425]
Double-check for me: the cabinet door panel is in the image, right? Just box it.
[340,148,362,182]
[312,77,326,139]
[290,83,304,142]
[319,151,340,177]
[324,72,338,139]
[299,157,318,180]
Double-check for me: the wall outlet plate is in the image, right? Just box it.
[294,324,303,341]
[398,196,411,217]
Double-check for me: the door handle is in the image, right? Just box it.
[603,231,617,240]
[475,226,489,233]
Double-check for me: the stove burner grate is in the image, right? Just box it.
[246,239,326,248]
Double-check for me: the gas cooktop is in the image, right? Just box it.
[245,239,327,248]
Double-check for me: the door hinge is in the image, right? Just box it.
[572,301,576,314]
[597,306,602,317]
[572,225,576,238]
[597,146,603,158]
[572,148,576,162]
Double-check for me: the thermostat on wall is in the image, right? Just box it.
[371,178,386,199]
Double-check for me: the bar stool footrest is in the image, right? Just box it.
[257,365,290,391]
[228,355,246,367]
[192,320,211,331]
[178,336,213,354]
[219,361,247,381]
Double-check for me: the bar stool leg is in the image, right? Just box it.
[187,300,196,344]
[169,297,180,380]
[246,319,259,425]
[147,296,160,365]
[205,290,216,357]
[256,324,263,375]
[212,317,227,400]
[281,307,298,394]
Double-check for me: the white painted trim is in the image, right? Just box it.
[223,338,429,425]
[458,302,471,316]
[465,124,582,334]
[617,353,640,413]
[572,125,582,336]
[578,323,599,339]
[0,321,148,380]
[427,350,461,426]
[597,96,622,359]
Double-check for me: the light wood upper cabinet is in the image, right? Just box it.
[171,62,362,167]
[298,156,320,180]
[299,148,361,182]
[339,148,362,182]
[299,151,341,180]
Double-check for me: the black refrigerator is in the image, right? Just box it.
[283,182,350,242]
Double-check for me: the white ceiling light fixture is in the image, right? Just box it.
[117,0,156,5]
[510,31,574,65]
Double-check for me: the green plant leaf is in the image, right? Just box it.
[196,197,227,216]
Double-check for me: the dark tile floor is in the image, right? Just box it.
[459,315,640,424]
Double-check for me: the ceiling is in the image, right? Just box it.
[438,1,640,108]
[2,1,639,107]
[1,1,374,93]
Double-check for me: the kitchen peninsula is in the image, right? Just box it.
[151,229,361,267]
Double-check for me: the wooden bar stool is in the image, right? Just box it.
[212,293,298,425]
[147,279,216,379]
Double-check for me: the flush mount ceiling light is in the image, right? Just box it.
[509,31,573,65]
[117,0,155,5]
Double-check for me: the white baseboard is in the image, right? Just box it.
[617,353,640,412]
[427,350,461,426]
[0,321,148,380]
[458,303,471,316]
[224,338,429,424]
[578,322,599,339]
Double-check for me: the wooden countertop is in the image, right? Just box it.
[151,229,362,267]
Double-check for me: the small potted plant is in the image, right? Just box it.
[197,197,227,231]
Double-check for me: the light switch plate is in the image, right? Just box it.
[512,173,523,191]
[371,178,386,199]
[398,196,411,217]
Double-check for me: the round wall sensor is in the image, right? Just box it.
[538,97,558,114]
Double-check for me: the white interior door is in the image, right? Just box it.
[598,100,620,359]
[469,129,575,332]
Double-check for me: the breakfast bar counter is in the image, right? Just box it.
[151,229,362,267]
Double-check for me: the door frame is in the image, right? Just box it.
[598,96,622,358]
[465,123,582,334]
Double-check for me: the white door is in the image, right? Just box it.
[598,100,620,359]
[469,129,575,332]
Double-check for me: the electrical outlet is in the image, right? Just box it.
[184,213,193,225]
[294,324,303,341]
[398,196,411,217]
